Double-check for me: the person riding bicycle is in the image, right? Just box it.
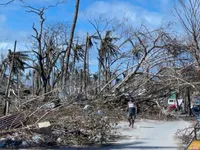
[128,99,136,128]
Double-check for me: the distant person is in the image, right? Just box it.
[181,101,185,112]
[127,99,136,128]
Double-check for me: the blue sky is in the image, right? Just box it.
[0,0,173,47]
[0,0,175,72]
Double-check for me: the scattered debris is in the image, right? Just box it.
[175,124,195,144]
[0,94,122,148]
[0,113,25,130]
[38,121,51,128]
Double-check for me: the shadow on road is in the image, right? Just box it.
[57,142,184,150]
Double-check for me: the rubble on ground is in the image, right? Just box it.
[0,92,122,148]
[0,85,180,148]
[175,123,195,144]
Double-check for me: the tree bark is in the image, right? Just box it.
[80,69,83,92]
[98,48,102,92]
[83,33,89,92]
[32,69,35,95]
[175,92,180,111]
[17,72,19,97]
[63,0,80,87]
[187,87,191,116]
[0,65,7,81]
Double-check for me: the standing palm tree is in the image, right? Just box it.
[2,50,30,83]
[93,30,119,92]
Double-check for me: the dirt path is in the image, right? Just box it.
[58,119,191,150]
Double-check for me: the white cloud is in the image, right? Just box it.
[82,1,167,28]
[0,40,29,55]
[0,42,13,49]
[144,12,163,25]
[18,0,63,7]
[25,0,54,5]
[0,42,13,55]
[0,27,31,43]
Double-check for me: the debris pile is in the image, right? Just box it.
[175,123,195,144]
[104,93,175,121]
[0,93,122,148]
[0,86,179,148]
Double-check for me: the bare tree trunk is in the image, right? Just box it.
[4,40,17,115]
[182,90,187,113]
[187,87,191,116]
[83,33,89,92]
[80,69,83,92]
[72,54,76,75]
[51,66,55,91]
[17,72,20,97]
[105,53,108,85]
[86,36,90,88]
[0,65,6,81]
[32,69,35,95]
[36,72,41,95]
[63,0,80,87]
[98,49,102,92]
[175,93,180,111]
[60,54,64,87]
[106,52,111,91]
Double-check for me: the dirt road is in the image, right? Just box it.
[59,119,191,150]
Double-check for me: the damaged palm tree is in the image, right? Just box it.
[4,41,17,116]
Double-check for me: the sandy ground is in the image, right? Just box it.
[57,119,191,150]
